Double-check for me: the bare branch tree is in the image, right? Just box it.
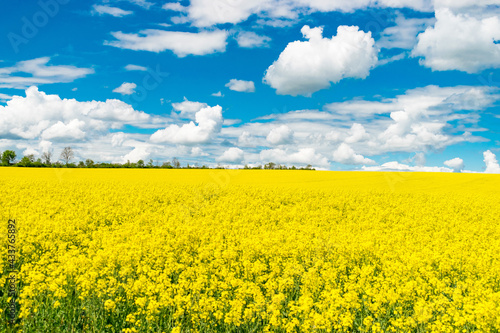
[60,147,74,165]
[41,150,53,165]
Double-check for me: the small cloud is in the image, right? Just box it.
[225,79,255,93]
[125,64,148,71]
[92,5,133,17]
[333,143,376,165]
[236,31,271,48]
[113,82,137,95]
[71,87,78,92]
[211,91,223,97]
[266,125,293,145]
[217,147,244,163]
[444,157,464,172]
[162,2,187,12]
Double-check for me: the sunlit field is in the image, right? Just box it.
[1,169,500,332]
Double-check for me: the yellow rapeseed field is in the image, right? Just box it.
[1,168,500,332]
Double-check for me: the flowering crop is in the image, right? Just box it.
[1,169,500,332]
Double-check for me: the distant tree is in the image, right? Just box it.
[60,147,74,165]
[161,161,172,169]
[41,150,53,165]
[147,159,154,168]
[78,161,85,168]
[85,159,94,167]
[264,162,276,170]
[2,150,16,165]
[18,154,35,167]
[172,158,180,169]
[137,160,145,168]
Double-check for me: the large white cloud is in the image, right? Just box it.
[105,29,228,57]
[150,105,223,145]
[0,87,150,141]
[263,25,377,96]
[483,150,500,173]
[413,9,500,73]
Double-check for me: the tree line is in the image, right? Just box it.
[0,147,314,170]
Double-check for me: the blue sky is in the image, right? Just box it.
[1,0,500,172]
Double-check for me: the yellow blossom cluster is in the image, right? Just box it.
[1,168,500,332]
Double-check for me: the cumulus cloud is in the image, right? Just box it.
[333,143,376,165]
[225,79,255,93]
[264,25,377,96]
[444,157,464,172]
[172,98,208,118]
[345,123,369,143]
[260,148,329,167]
[266,125,294,145]
[0,57,94,90]
[236,31,271,48]
[105,29,228,57]
[93,5,133,17]
[217,147,245,163]
[121,145,151,163]
[113,82,137,95]
[0,87,150,141]
[483,150,500,173]
[412,9,500,73]
[150,105,223,145]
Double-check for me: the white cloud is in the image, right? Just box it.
[345,123,369,143]
[236,31,271,48]
[211,91,223,97]
[122,145,151,163]
[260,148,329,167]
[173,0,433,27]
[0,86,150,141]
[378,14,435,50]
[150,105,223,145]
[93,5,133,17]
[105,29,228,57]
[444,157,464,172]
[125,64,147,71]
[483,150,500,173]
[412,9,500,73]
[0,57,94,90]
[172,98,208,118]
[363,161,454,172]
[263,25,377,96]
[41,119,86,141]
[111,132,127,147]
[191,147,208,156]
[162,2,188,12]
[333,143,376,165]
[267,125,294,145]
[113,82,137,95]
[225,79,255,93]
[217,147,245,163]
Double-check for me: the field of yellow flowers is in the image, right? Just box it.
[1,168,500,332]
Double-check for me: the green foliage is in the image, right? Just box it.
[2,150,16,165]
